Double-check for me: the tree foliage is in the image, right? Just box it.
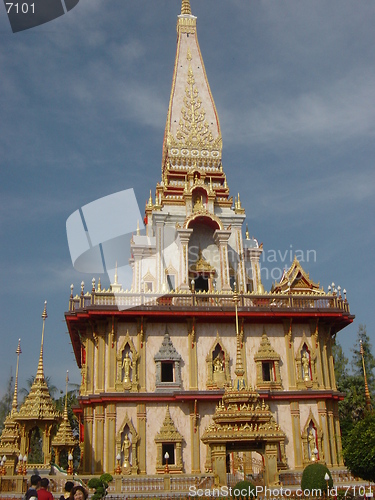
[0,371,14,433]
[351,324,375,396]
[343,412,375,482]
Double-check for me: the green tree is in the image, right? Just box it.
[343,412,375,482]
[332,342,349,391]
[351,324,375,397]
[0,371,14,432]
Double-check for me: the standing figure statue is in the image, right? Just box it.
[122,434,131,474]
[122,352,132,384]
[308,428,317,461]
[302,351,310,381]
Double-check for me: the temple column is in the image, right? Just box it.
[154,213,168,292]
[318,400,331,466]
[213,230,232,292]
[290,401,303,469]
[188,319,198,390]
[211,444,226,486]
[95,322,106,394]
[283,320,296,390]
[105,404,116,474]
[235,227,246,288]
[264,443,279,487]
[248,247,263,293]
[328,402,338,466]
[177,228,193,291]
[137,318,146,392]
[94,405,105,473]
[106,317,117,391]
[83,407,93,473]
[190,400,200,473]
[333,402,344,465]
[137,404,146,474]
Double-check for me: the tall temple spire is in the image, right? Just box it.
[15,301,60,423]
[11,339,22,413]
[156,2,231,211]
[233,283,246,390]
[181,0,191,15]
[360,339,372,411]
[36,300,47,381]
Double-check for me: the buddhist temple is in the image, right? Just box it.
[63,1,354,488]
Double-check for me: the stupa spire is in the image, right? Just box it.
[11,339,22,413]
[233,283,246,390]
[181,0,191,15]
[35,301,47,381]
[360,340,372,411]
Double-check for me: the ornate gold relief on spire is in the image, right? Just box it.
[181,0,192,15]
[51,371,78,455]
[168,64,222,155]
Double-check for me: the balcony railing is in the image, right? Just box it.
[68,287,350,314]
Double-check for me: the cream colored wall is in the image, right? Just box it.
[273,402,295,469]
[145,403,191,474]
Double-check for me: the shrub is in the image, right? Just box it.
[301,463,333,494]
[233,480,256,499]
[88,473,113,500]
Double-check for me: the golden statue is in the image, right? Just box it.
[122,352,132,384]
[213,356,224,373]
[193,195,204,213]
[308,428,316,461]
[302,351,310,381]
[122,434,131,473]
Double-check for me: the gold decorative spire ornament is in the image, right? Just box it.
[181,0,191,15]
[51,371,78,458]
[36,301,47,381]
[12,339,22,413]
[233,283,246,390]
[360,340,372,411]
[15,301,60,423]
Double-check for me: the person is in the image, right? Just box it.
[37,478,53,500]
[25,474,41,500]
[69,485,88,500]
[60,481,74,500]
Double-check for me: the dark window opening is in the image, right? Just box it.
[230,276,235,290]
[262,362,272,382]
[162,443,175,465]
[167,274,175,291]
[195,275,208,292]
[161,362,174,382]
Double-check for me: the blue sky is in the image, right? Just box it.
[0,0,374,398]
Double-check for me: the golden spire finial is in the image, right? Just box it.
[114,262,118,284]
[64,370,69,421]
[11,339,22,413]
[148,190,153,207]
[181,0,191,15]
[233,284,246,389]
[36,301,47,381]
[245,224,250,240]
[136,220,140,236]
[360,340,372,411]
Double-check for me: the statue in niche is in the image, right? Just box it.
[302,351,310,381]
[213,355,224,373]
[213,353,225,385]
[193,195,204,212]
[122,352,132,384]
[308,427,317,461]
[122,434,131,473]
